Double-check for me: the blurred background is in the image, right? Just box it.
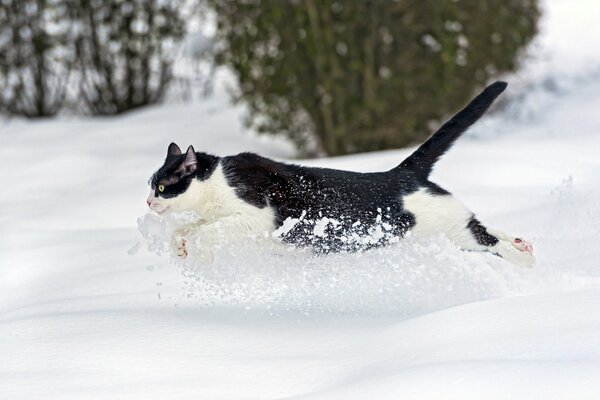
[0,0,542,156]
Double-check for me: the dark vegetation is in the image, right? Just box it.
[0,0,539,157]
[208,0,539,155]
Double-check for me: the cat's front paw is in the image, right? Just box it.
[172,237,188,259]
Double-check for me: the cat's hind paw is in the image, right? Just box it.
[512,237,533,255]
[495,237,535,267]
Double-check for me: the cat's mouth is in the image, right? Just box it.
[147,192,170,214]
[149,203,169,214]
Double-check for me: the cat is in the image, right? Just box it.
[147,81,534,267]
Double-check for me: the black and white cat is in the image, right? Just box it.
[147,81,534,267]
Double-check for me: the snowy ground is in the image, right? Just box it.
[2,1,600,398]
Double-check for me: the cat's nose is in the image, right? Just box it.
[146,200,152,207]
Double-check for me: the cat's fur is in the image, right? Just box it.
[147,81,535,267]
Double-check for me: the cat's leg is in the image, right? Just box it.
[168,222,217,262]
[462,217,535,267]
[429,214,536,267]
[183,215,274,264]
[173,236,188,258]
[404,188,535,267]
[170,223,199,259]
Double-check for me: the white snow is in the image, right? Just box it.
[2,1,600,398]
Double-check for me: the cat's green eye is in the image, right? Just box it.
[158,185,165,192]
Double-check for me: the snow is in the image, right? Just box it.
[2,1,600,398]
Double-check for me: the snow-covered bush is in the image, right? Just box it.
[208,0,540,156]
[0,0,75,117]
[73,0,186,115]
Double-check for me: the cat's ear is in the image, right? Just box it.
[177,145,198,175]
[167,142,182,156]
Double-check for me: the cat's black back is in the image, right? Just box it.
[219,81,508,251]
[222,153,421,250]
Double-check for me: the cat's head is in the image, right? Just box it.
[147,143,218,213]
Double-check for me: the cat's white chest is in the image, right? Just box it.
[176,164,276,234]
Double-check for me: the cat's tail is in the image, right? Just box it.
[395,81,507,180]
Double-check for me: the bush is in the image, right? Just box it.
[0,0,75,117]
[74,0,186,115]
[208,0,540,156]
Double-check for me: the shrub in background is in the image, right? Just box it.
[208,0,540,156]
[73,0,186,115]
[0,0,75,117]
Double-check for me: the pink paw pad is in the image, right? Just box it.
[177,239,188,258]
[513,238,533,254]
